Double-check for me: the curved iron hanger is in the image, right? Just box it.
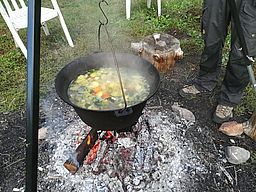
[98,0,109,51]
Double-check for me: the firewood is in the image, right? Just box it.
[64,129,98,174]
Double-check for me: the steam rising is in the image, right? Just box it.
[74,0,133,55]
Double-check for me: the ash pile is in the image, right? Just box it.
[38,94,208,192]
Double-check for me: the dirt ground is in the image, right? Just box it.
[1,33,256,191]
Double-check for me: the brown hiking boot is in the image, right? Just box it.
[213,104,233,124]
[179,84,201,99]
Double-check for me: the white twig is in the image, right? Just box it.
[4,157,25,169]
[219,165,234,186]
[48,175,63,179]
[234,166,238,186]
[0,153,10,157]
[209,137,217,152]
[213,178,219,190]
[157,96,162,106]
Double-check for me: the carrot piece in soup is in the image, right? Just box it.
[93,86,101,94]
[101,92,110,99]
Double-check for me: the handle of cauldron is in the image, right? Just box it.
[98,0,128,109]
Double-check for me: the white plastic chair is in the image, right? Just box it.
[125,0,161,19]
[0,0,74,58]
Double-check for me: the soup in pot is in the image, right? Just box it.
[68,67,150,110]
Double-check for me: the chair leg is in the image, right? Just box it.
[42,22,50,36]
[157,0,161,16]
[14,39,19,47]
[51,0,74,47]
[126,0,131,19]
[12,31,27,58]
[0,3,27,58]
[57,15,74,47]
[11,31,27,58]
[147,0,151,8]
[13,29,19,47]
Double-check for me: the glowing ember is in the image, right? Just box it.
[85,140,101,164]
[84,131,117,165]
[102,131,116,143]
[87,135,91,145]
[107,131,112,137]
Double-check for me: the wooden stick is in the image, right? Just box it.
[64,129,98,174]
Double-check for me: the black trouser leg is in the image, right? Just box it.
[196,0,254,106]
[219,0,251,106]
[195,0,229,91]
[219,55,250,106]
[195,42,223,91]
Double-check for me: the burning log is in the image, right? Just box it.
[64,129,98,174]
[84,140,101,165]
[64,130,116,174]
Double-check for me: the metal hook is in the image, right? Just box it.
[99,0,108,25]
[98,0,109,51]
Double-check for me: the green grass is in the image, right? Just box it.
[0,20,26,111]
[127,0,203,54]
[251,152,256,163]
[0,0,134,112]
[0,0,255,113]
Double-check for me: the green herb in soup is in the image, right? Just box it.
[68,67,150,110]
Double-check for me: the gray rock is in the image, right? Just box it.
[226,146,250,165]
[171,103,195,123]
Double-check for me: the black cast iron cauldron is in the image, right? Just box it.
[55,52,160,131]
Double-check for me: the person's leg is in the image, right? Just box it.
[213,52,250,123]
[218,56,250,107]
[213,0,255,123]
[180,0,230,98]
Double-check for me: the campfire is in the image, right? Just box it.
[45,2,206,190]
[40,94,208,192]
[55,1,161,176]
[64,129,117,174]
[54,51,160,175]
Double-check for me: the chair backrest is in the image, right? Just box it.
[1,0,62,15]
[1,0,26,15]
[0,0,74,57]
